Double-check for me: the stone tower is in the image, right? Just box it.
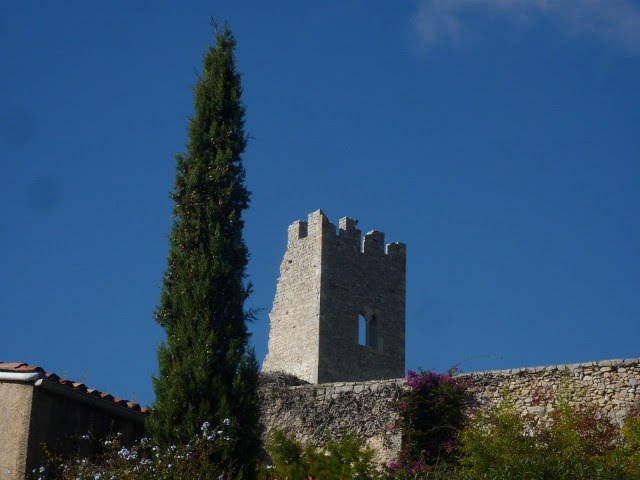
[262,210,406,383]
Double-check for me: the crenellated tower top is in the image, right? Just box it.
[287,209,406,257]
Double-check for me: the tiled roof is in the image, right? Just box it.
[0,361,148,414]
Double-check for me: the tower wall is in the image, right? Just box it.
[262,210,326,383]
[318,217,406,382]
[262,210,406,383]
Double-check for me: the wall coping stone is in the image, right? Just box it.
[464,358,640,377]
[275,358,640,389]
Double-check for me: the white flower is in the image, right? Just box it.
[222,418,231,426]
[201,421,211,431]
[117,447,130,458]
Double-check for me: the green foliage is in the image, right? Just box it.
[621,412,640,450]
[459,390,537,473]
[458,385,636,480]
[264,429,381,480]
[33,424,233,480]
[613,412,640,476]
[542,378,618,459]
[146,22,259,478]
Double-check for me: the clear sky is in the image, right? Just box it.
[1,1,638,408]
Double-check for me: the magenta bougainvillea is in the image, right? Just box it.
[388,369,471,476]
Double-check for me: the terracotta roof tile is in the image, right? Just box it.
[0,361,147,415]
[0,362,45,373]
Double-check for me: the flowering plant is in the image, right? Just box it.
[387,369,470,476]
[33,420,234,480]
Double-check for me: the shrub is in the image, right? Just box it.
[542,382,618,459]
[33,421,235,480]
[611,410,640,477]
[264,429,380,480]
[621,410,640,450]
[459,390,539,474]
[458,386,636,480]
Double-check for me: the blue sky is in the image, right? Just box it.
[1,1,638,408]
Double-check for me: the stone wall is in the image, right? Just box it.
[258,373,404,464]
[470,358,640,425]
[259,358,640,464]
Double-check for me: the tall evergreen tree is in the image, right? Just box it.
[147,23,259,478]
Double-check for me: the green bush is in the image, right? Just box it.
[264,429,380,480]
[611,411,640,477]
[33,422,235,480]
[457,386,638,480]
[459,391,539,474]
[622,412,640,450]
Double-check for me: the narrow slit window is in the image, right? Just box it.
[358,314,367,346]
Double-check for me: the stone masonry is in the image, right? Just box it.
[469,358,640,425]
[259,372,405,464]
[259,358,640,464]
[262,210,406,383]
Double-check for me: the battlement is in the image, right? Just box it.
[286,209,406,258]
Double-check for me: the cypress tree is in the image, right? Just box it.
[147,23,259,477]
